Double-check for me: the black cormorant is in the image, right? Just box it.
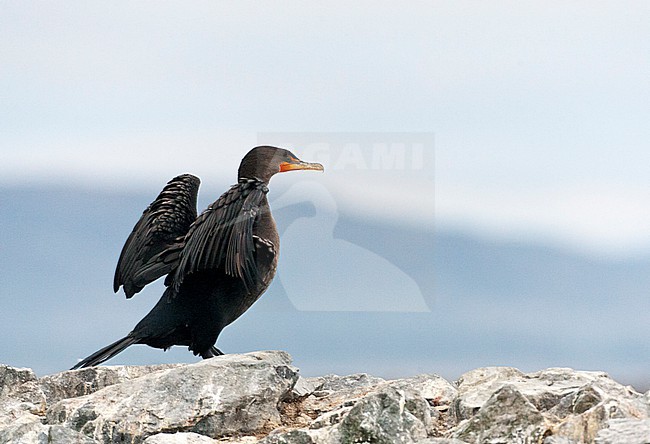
[72,146,323,369]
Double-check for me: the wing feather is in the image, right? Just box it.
[167,180,268,297]
[113,174,200,298]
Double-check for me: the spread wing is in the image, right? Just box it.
[114,174,200,298]
[165,180,268,297]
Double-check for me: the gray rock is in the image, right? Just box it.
[291,376,324,399]
[317,373,385,392]
[309,406,353,430]
[529,368,641,413]
[418,439,470,444]
[246,350,296,367]
[300,373,452,420]
[594,418,650,444]
[299,373,387,425]
[545,374,648,443]
[0,420,97,444]
[453,384,548,444]
[0,365,39,399]
[543,437,581,444]
[548,383,604,417]
[549,398,643,443]
[263,372,454,443]
[259,429,319,444]
[0,417,48,444]
[40,363,182,404]
[46,351,297,443]
[389,374,457,409]
[210,437,260,444]
[266,386,432,444]
[452,366,649,443]
[453,367,526,419]
[454,367,620,419]
[2,356,649,444]
[143,431,218,443]
[333,386,429,444]
[0,365,47,427]
[48,424,99,443]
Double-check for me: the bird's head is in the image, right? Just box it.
[238,146,324,183]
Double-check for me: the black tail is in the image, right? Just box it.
[71,335,139,370]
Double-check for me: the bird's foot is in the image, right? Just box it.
[200,346,224,359]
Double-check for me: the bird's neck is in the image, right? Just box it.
[238,177,270,192]
[239,176,266,185]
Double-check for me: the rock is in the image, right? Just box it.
[1,355,648,444]
[0,420,97,444]
[265,381,438,444]
[388,373,458,435]
[298,372,452,426]
[543,437,579,444]
[47,351,297,443]
[317,373,386,392]
[453,367,622,419]
[260,429,320,444]
[594,419,650,444]
[333,387,430,444]
[549,397,642,443]
[0,417,46,444]
[0,365,39,399]
[451,366,649,444]
[453,385,548,444]
[264,387,432,444]
[48,424,99,443]
[298,373,388,427]
[533,370,647,443]
[0,365,47,426]
[530,368,643,413]
[143,431,218,443]
[40,363,182,404]
[418,439,469,444]
[291,376,324,400]
[308,405,353,430]
[389,374,458,409]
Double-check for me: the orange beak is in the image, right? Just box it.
[279,158,325,173]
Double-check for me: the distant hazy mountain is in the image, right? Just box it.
[1,186,648,391]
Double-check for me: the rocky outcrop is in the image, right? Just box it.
[1,352,648,443]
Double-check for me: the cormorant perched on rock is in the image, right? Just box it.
[72,146,323,369]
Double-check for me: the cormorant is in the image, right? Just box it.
[71,146,324,369]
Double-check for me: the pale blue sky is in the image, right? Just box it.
[2,1,649,256]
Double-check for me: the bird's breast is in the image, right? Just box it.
[252,200,279,284]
